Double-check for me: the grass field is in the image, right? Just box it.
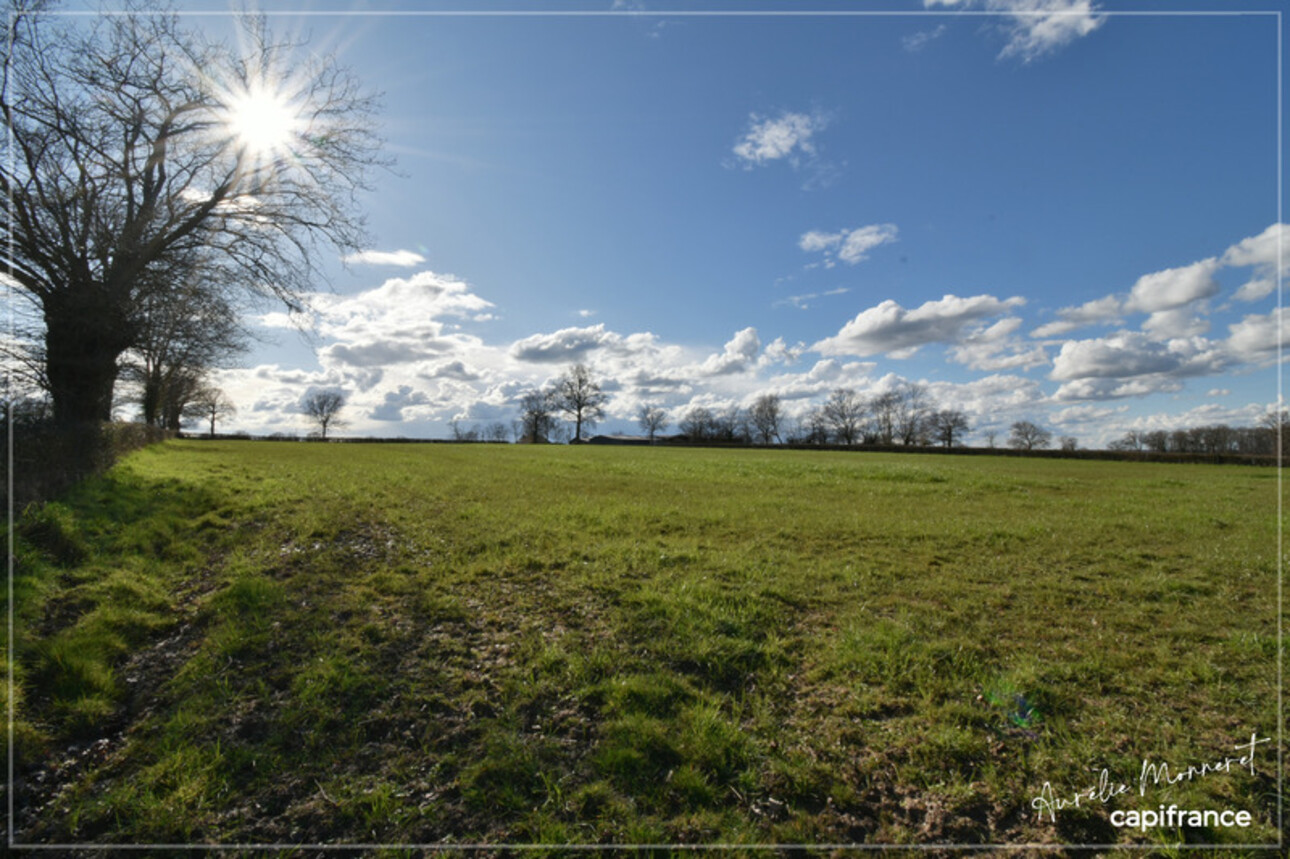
[7,440,1282,853]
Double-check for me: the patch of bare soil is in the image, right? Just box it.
[14,561,222,843]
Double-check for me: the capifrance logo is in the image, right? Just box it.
[1110,805,1254,831]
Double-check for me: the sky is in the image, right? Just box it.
[108,1,1290,443]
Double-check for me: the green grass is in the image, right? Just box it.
[7,441,1281,852]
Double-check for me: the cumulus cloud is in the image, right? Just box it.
[799,224,898,267]
[698,327,761,376]
[731,111,826,168]
[1233,279,1276,303]
[370,385,430,422]
[1053,377,1186,402]
[1050,332,1228,382]
[342,249,428,267]
[814,294,1026,358]
[1124,258,1221,314]
[1223,223,1288,302]
[1222,222,1288,271]
[1034,256,1221,340]
[1031,295,1123,338]
[422,360,483,382]
[948,317,1049,371]
[1140,307,1209,340]
[302,272,494,370]
[1225,311,1284,363]
[326,341,447,368]
[509,324,619,363]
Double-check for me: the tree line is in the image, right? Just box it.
[491,365,1064,452]
[1107,411,1286,457]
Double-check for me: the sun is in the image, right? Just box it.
[223,83,301,159]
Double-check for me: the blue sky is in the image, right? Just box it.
[131,1,1288,443]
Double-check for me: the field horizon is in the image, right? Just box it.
[7,441,1282,853]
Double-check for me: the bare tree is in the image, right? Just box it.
[822,388,865,445]
[554,364,607,442]
[2,7,385,423]
[713,406,750,443]
[797,408,831,445]
[749,393,783,444]
[1008,420,1052,451]
[1059,436,1078,451]
[484,421,510,443]
[1108,429,1146,452]
[517,388,558,443]
[123,268,247,429]
[186,385,237,438]
[637,403,669,442]
[894,382,933,446]
[448,418,479,441]
[679,405,716,441]
[869,390,900,444]
[928,409,970,448]
[302,389,346,439]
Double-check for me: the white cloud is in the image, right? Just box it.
[1233,278,1276,303]
[421,360,483,382]
[988,0,1106,63]
[1222,222,1288,271]
[509,324,619,364]
[697,327,761,376]
[1035,257,1221,341]
[341,249,428,267]
[948,316,1049,370]
[1124,258,1221,314]
[307,271,495,368]
[1225,311,1284,364]
[799,224,898,267]
[814,294,1026,358]
[1053,376,1186,402]
[731,111,826,168]
[925,0,1105,63]
[1050,332,1228,382]
[902,24,947,52]
[1223,223,1288,303]
[1140,307,1209,340]
[370,385,431,422]
[1030,295,1123,338]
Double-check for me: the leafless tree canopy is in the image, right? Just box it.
[302,389,346,439]
[186,384,236,437]
[821,388,865,445]
[1,2,386,422]
[637,403,669,441]
[1008,420,1052,451]
[749,393,782,445]
[928,409,970,448]
[517,388,559,444]
[554,364,607,442]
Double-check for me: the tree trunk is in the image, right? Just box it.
[43,286,135,424]
[142,366,165,427]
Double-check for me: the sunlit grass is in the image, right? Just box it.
[8,441,1280,849]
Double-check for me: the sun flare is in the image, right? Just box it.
[224,84,300,158]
